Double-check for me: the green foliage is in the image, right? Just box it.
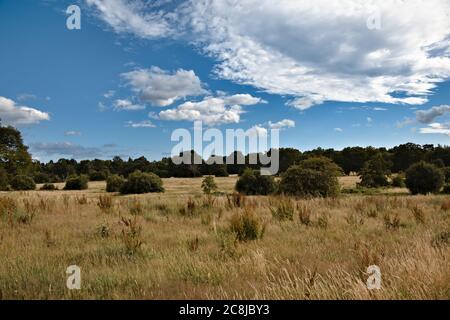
[279,157,341,197]
[120,171,164,194]
[10,175,36,191]
[201,176,218,194]
[391,174,406,188]
[64,175,89,190]
[359,154,391,188]
[235,168,276,195]
[40,183,57,191]
[0,125,33,176]
[89,170,109,181]
[405,161,444,195]
[106,174,126,192]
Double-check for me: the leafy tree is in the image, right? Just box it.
[64,175,89,190]
[106,174,125,192]
[120,171,164,194]
[391,143,425,173]
[279,157,341,197]
[235,168,276,195]
[405,161,444,195]
[10,175,36,191]
[201,176,218,194]
[0,124,33,175]
[359,154,392,188]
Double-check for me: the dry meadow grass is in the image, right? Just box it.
[0,176,449,300]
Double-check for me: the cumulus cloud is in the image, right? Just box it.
[0,96,50,125]
[121,67,207,107]
[30,142,103,159]
[126,120,155,128]
[246,125,268,138]
[334,128,343,132]
[158,94,263,125]
[419,122,450,137]
[88,0,450,109]
[103,90,116,99]
[268,119,295,130]
[114,98,145,111]
[416,105,450,124]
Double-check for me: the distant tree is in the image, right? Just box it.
[359,154,392,188]
[279,157,341,197]
[64,175,89,190]
[120,171,164,194]
[106,174,125,192]
[201,176,218,194]
[10,175,36,191]
[405,161,444,195]
[390,143,425,173]
[277,148,303,173]
[235,168,276,195]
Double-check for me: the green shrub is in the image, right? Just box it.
[391,174,406,188]
[229,209,265,242]
[40,183,57,191]
[405,161,444,195]
[106,174,125,192]
[64,175,89,190]
[235,168,275,195]
[33,172,50,184]
[10,175,36,191]
[120,171,164,194]
[279,157,341,197]
[201,176,218,194]
[89,170,109,181]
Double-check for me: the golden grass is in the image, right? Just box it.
[0,176,448,300]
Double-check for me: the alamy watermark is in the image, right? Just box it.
[171,121,280,175]
[66,5,81,30]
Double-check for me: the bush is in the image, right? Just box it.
[40,183,57,191]
[405,161,444,195]
[235,168,276,195]
[0,167,8,191]
[359,154,391,188]
[279,157,341,197]
[229,209,265,242]
[89,170,109,181]
[33,172,50,184]
[10,175,36,191]
[201,176,218,194]
[106,174,125,192]
[64,175,89,190]
[120,171,164,194]
[391,174,406,188]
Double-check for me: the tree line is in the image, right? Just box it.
[0,124,449,188]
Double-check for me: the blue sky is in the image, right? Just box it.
[0,0,449,162]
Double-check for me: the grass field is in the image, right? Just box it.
[0,176,449,299]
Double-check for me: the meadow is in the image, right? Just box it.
[0,176,449,300]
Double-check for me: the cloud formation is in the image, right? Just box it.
[419,123,450,137]
[0,96,50,125]
[126,120,155,128]
[88,0,450,109]
[158,94,263,125]
[30,142,103,159]
[268,119,295,130]
[114,98,145,111]
[122,67,207,107]
[416,105,450,124]
[64,131,82,136]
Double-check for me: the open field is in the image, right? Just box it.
[0,176,449,299]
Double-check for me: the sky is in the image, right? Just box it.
[0,0,449,162]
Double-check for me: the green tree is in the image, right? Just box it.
[359,154,392,188]
[235,168,276,195]
[0,124,33,175]
[201,175,218,194]
[405,161,444,195]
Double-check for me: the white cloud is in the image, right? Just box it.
[114,98,145,111]
[158,93,262,125]
[88,0,450,109]
[419,122,450,137]
[373,107,387,111]
[396,117,415,129]
[30,142,103,159]
[0,96,50,125]
[104,90,116,99]
[367,117,373,123]
[246,125,268,138]
[121,66,207,107]
[416,105,450,124]
[268,119,295,130]
[334,128,343,132]
[64,131,82,136]
[126,120,156,128]
[86,0,173,39]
